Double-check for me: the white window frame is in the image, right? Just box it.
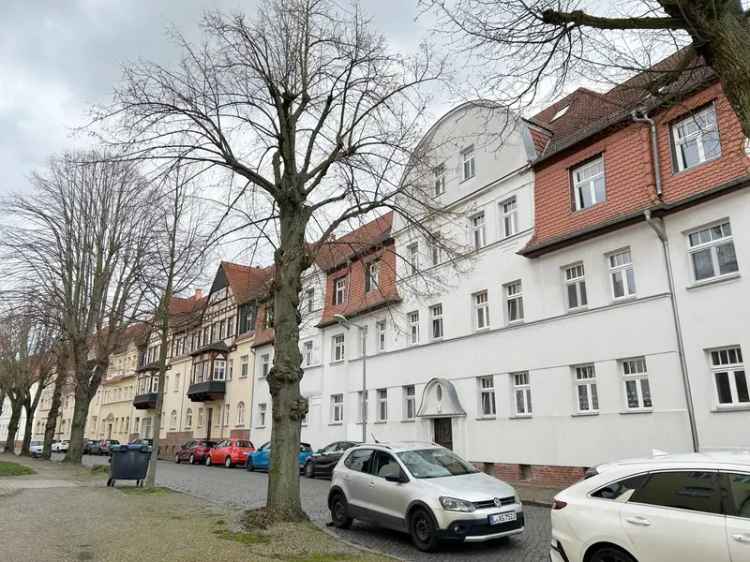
[376,320,386,352]
[511,372,532,416]
[304,288,315,313]
[687,221,739,283]
[572,156,606,210]
[473,290,490,330]
[260,353,270,378]
[236,401,245,425]
[621,357,653,410]
[240,355,249,378]
[407,242,419,275]
[709,346,748,408]
[330,394,344,423]
[302,340,314,367]
[357,390,368,423]
[470,211,486,250]
[257,403,267,427]
[433,164,446,196]
[365,259,380,292]
[333,277,347,305]
[574,365,599,413]
[430,303,444,340]
[462,145,476,181]
[429,232,442,266]
[403,385,416,420]
[672,104,721,172]
[332,333,346,362]
[213,359,226,381]
[408,311,420,345]
[376,388,388,421]
[478,375,496,417]
[564,263,587,310]
[608,249,637,299]
[504,280,524,324]
[500,196,518,238]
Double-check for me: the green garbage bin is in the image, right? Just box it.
[107,444,151,487]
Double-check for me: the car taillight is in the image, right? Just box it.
[551,498,568,510]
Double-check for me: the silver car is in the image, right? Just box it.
[328,441,524,551]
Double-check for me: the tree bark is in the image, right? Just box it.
[265,201,310,521]
[20,398,33,456]
[43,365,66,460]
[3,399,22,454]
[64,369,96,463]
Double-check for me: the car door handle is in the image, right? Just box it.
[368,481,376,487]
[732,534,750,544]
[625,516,651,527]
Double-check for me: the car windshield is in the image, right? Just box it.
[396,448,479,479]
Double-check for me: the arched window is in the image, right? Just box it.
[236,402,245,425]
[185,408,193,428]
[169,410,177,430]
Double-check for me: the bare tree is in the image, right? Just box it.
[1,152,158,463]
[95,0,445,520]
[143,164,209,488]
[42,346,69,460]
[427,0,750,135]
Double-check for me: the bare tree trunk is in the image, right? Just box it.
[43,368,65,460]
[20,398,33,456]
[65,373,94,463]
[266,203,310,521]
[3,399,22,454]
[145,304,171,488]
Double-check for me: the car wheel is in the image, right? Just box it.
[224,456,232,468]
[189,454,195,465]
[409,508,439,552]
[330,492,353,529]
[246,459,255,471]
[588,545,637,562]
[205,455,212,467]
[304,462,315,479]
[175,454,180,464]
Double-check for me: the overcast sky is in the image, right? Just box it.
[0,0,429,200]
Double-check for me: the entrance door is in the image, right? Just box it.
[433,418,453,450]
[206,408,213,441]
[107,424,112,439]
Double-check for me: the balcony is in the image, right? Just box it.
[133,392,158,410]
[187,380,226,402]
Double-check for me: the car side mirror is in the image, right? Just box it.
[384,470,408,484]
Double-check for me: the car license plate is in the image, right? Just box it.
[488,511,516,525]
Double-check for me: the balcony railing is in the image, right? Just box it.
[186,380,226,402]
[133,392,158,410]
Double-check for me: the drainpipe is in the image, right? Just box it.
[634,109,700,453]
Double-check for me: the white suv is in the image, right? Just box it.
[550,450,750,562]
[328,442,524,551]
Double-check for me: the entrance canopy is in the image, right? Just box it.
[416,378,466,418]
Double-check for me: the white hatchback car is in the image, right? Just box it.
[328,442,523,551]
[550,450,750,562]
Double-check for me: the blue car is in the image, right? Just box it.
[246,441,313,472]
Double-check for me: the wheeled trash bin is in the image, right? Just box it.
[106,444,151,487]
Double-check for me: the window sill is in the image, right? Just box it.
[506,319,524,327]
[686,272,740,291]
[571,411,599,417]
[711,405,750,413]
[328,422,343,426]
[476,415,496,421]
[400,419,415,423]
[474,327,491,333]
[509,414,533,420]
[620,409,653,415]
[374,420,387,425]
[329,360,345,365]
[255,425,266,429]
[612,295,637,303]
[566,306,589,314]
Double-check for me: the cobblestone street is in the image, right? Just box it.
[79,455,551,561]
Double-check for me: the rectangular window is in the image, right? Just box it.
[429,232,442,266]
[332,334,346,362]
[504,281,524,323]
[500,196,518,238]
[264,306,274,329]
[330,394,344,423]
[470,211,486,250]
[240,355,249,379]
[687,221,738,282]
[433,164,446,196]
[257,403,267,427]
[564,263,587,310]
[226,316,234,338]
[672,105,721,171]
[473,290,490,330]
[376,320,386,352]
[408,311,420,345]
[407,242,419,275]
[430,304,444,339]
[213,359,226,381]
[462,145,476,180]
[304,288,315,313]
[376,388,388,421]
[261,354,270,378]
[572,157,605,210]
[333,277,347,305]
[219,319,226,340]
[574,365,599,413]
[238,303,256,334]
[609,249,636,299]
[365,260,380,292]
[302,340,314,366]
[710,346,748,407]
[622,357,652,410]
[357,390,368,423]
[403,385,416,420]
[512,372,532,416]
[478,375,496,417]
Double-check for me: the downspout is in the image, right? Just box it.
[633,109,699,453]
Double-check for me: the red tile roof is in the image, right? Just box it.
[313,212,394,272]
[220,262,274,304]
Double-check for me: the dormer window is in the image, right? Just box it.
[571,156,606,210]
[672,104,720,172]
[551,105,570,122]
[333,277,347,305]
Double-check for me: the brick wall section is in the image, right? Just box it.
[527,82,750,251]
[473,461,585,489]
[159,430,193,459]
[229,429,250,440]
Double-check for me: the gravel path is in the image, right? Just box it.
[77,454,551,562]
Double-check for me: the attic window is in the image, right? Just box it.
[551,105,570,122]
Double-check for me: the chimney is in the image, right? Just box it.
[193,288,204,300]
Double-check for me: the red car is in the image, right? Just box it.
[205,439,255,468]
[175,440,217,465]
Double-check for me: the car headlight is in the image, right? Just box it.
[439,496,476,512]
